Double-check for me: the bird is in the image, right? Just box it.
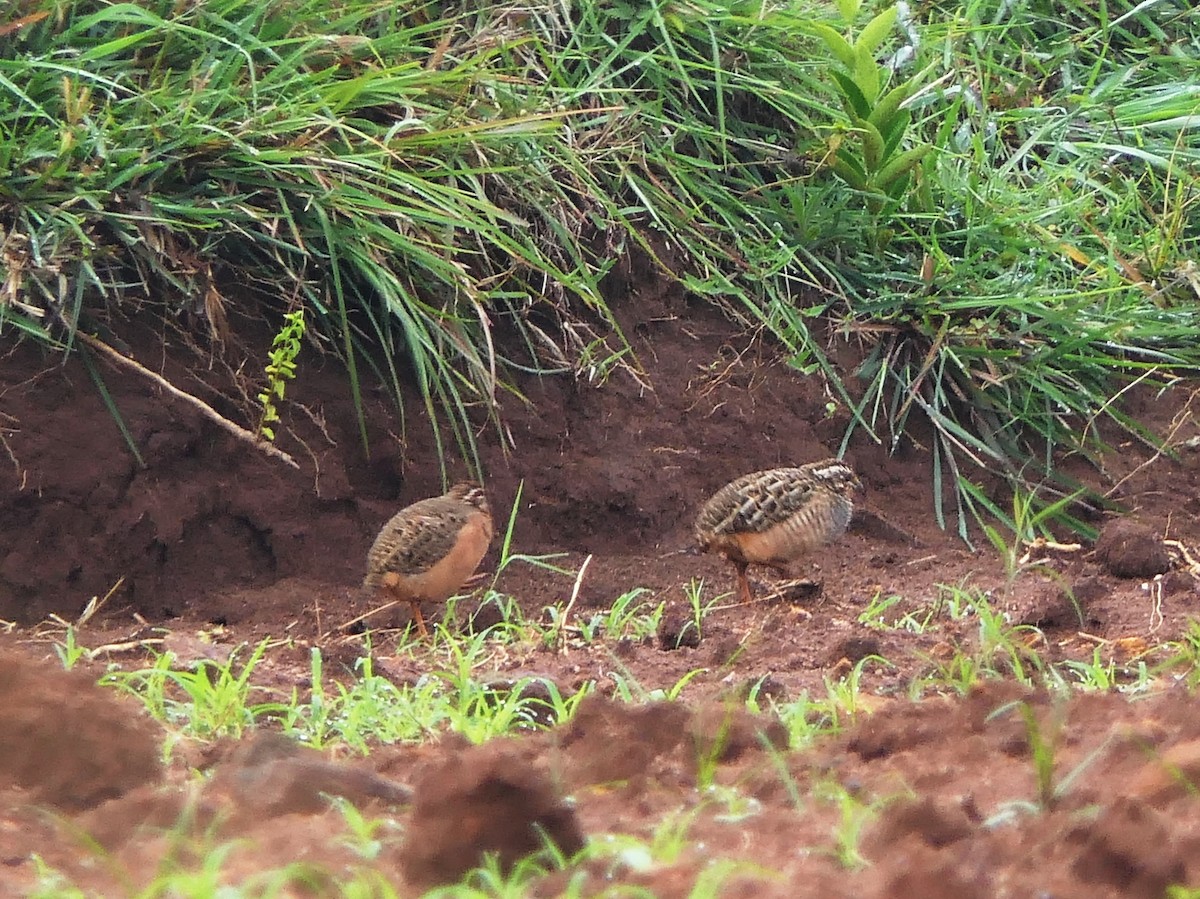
[694,459,862,605]
[362,482,494,636]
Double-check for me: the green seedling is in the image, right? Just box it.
[102,639,285,739]
[256,309,305,442]
[53,626,89,671]
[580,589,663,643]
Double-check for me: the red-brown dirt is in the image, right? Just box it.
[3,266,1200,895]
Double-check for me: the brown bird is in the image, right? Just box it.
[694,459,862,604]
[363,482,494,636]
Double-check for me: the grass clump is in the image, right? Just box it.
[1,0,629,466]
[100,637,590,749]
[6,0,1200,533]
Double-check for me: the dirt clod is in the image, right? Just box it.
[1130,738,1200,806]
[1095,519,1171,579]
[825,634,883,668]
[1009,581,1088,628]
[874,845,989,899]
[867,796,975,853]
[399,741,584,889]
[557,696,691,788]
[207,731,412,822]
[0,650,161,811]
[1071,797,1186,898]
[689,704,789,763]
[658,609,701,650]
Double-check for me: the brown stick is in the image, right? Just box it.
[78,332,300,470]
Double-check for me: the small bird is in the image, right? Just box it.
[694,459,862,604]
[363,482,494,636]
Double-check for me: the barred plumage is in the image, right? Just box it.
[363,482,493,636]
[694,460,861,603]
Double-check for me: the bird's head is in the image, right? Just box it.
[448,481,490,512]
[804,459,863,495]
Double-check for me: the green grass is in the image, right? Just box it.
[6,0,1199,532]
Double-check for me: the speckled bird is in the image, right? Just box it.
[694,459,862,604]
[363,482,494,636]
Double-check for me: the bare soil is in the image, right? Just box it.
[4,264,1200,896]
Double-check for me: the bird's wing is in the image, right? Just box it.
[700,469,821,536]
[369,502,472,578]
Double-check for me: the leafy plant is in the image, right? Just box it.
[810,1,933,217]
[255,309,306,442]
[53,626,89,671]
[965,481,1092,581]
[580,589,663,643]
[102,639,286,739]
[815,779,878,870]
[990,699,1111,812]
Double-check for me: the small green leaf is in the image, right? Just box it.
[858,118,886,172]
[810,23,857,70]
[835,0,861,23]
[831,70,871,118]
[867,79,914,134]
[873,142,933,189]
[853,51,880,103]
[831,154,868,190]
[854,6,898,57]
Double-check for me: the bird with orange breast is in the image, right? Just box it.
[694,459,862,604]
[362,482,493,636]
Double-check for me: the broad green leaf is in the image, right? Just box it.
[854,6,899,57]
[858,118,885,172]
[853,51,880,103]
[831,69,871,118]
[809,23,857,70]
[867,80,914,134]
[831,153,868,189]
[873,142,933,188]
[835,0,862,23]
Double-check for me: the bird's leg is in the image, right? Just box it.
[409,600,429,638]
[733,560,753,605]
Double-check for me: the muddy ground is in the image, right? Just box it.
[3,266,1200,896]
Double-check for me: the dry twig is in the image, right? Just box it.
[78,332,300,469]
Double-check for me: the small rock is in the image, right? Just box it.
[1095,520,1170,579]
[465,600,506,634]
